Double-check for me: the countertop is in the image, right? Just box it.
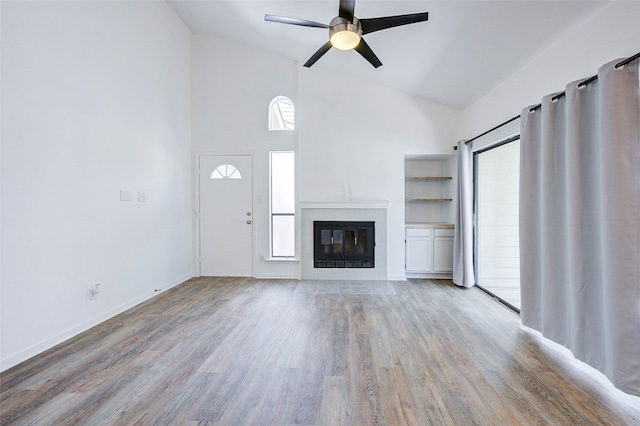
[405,222,455,229]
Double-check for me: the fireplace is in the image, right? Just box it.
[313,221,375,268]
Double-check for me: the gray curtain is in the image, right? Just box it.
[453,140,475,288]
[520,58,640,396]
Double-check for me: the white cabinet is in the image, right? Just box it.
[406,227,454,277]
[405,228,432,272]
[433,229,454,272]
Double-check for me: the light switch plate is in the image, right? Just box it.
[138,192,146,202]
[120,190,133,201]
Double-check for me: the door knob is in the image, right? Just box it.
[247,220,252,224]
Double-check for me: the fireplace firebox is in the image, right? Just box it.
[313,221,375,268]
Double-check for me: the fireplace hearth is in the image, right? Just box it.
[313,221,375,268]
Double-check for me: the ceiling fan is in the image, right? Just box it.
[265,0,428,68]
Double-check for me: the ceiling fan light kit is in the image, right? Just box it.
[265,0,428,68]
[329,17,361,50]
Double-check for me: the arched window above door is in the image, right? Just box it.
[210,164,241,180]
[269,96,295,131]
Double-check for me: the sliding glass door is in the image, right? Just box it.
[474,139,521,310]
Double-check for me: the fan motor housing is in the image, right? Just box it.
[329,16,362,50]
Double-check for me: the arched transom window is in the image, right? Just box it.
[210,164,242,180]
[269,96,295,131]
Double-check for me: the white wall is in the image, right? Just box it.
[190,34,462,280]
[298,68,462,280]
[190,33,300,279]
[463,1,640,138]
[0,1,193,370]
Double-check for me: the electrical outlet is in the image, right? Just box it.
[138,192,146,202]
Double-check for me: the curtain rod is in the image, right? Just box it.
[454,51,640,150]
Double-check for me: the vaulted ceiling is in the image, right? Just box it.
[168,0,609,110]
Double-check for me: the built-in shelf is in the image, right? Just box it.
[405,177,452,181]
[405,156,456,224]
[405,156,457,279]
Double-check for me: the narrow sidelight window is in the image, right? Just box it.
[270,151,295,257]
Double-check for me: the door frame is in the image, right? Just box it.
[195,151,255,277]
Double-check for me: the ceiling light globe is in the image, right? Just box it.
[329,16,362,51]
[330,30,361,50]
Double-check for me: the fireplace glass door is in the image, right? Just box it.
[314,221,374,268]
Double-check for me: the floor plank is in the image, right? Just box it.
[1,277,639,425]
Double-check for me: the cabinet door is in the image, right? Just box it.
[433,237,454,272]
[406,236,432,272]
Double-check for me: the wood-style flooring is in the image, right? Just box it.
[1,277,639,425]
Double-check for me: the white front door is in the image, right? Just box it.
[199,155,253,276]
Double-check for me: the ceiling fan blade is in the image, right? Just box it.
[264,14,329,29]
[360,12,429,35]
[304,41,333,68]
[339,0,356,22]
[354,38,382,68]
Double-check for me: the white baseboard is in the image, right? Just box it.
[387,273,407,281]
[253,273,301,280]
[0,273,193,372]
[405,272,453,279]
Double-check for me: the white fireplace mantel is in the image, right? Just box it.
[299,200,390,210]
